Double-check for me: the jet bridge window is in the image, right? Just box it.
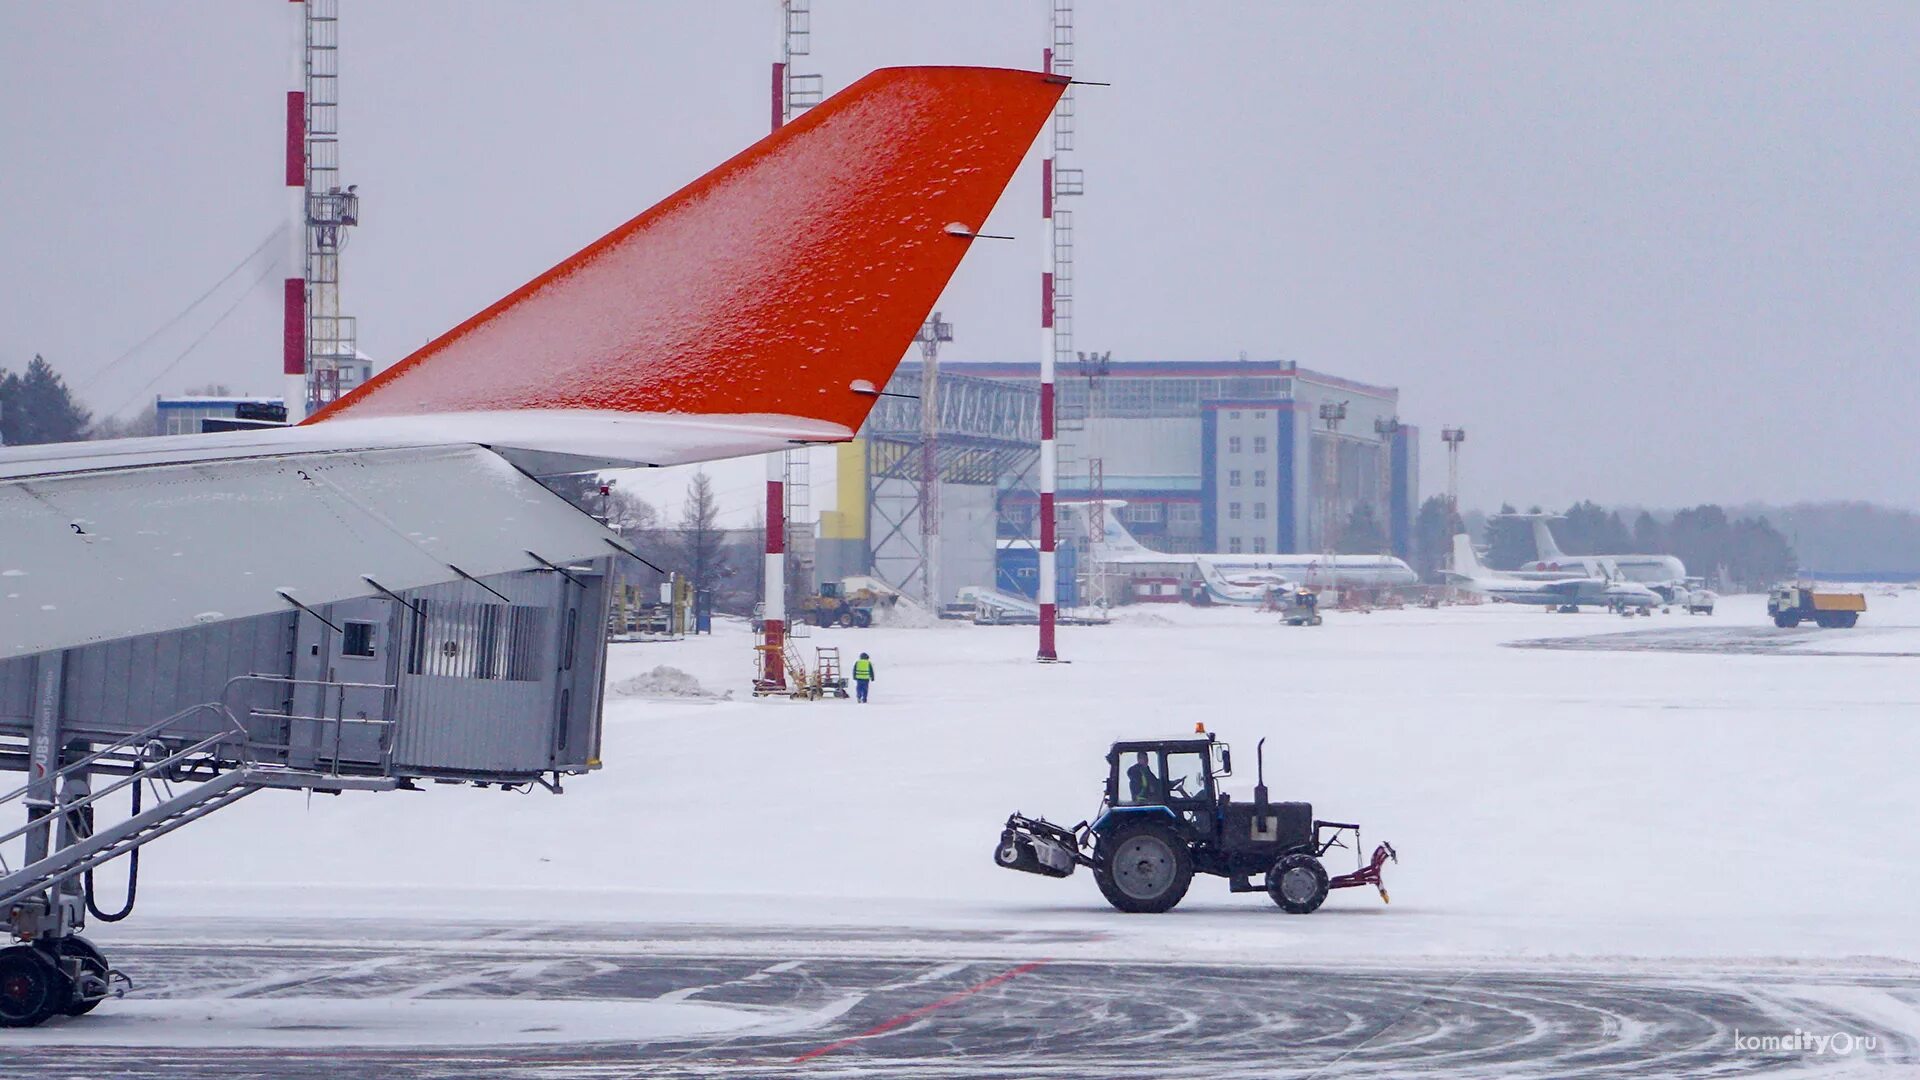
[341,620,376,658]
[405,600,548,681]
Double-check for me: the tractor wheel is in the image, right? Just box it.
[1837,612,1858,628]
[44,936,109,1016]
[1093,822,1193,913]
[836,612,854,628]
[0,946,69,1027]
[994,837,1041,873]
[1774,615,1799,629]
[1267,852,1330,914]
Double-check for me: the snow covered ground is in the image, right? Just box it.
[39,586,1919,1069]
[104,587,1920,964]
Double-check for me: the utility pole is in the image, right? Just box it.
[915,313,953,612]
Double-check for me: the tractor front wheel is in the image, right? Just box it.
[1094,822,1193,913]
[1267,852,1330,914]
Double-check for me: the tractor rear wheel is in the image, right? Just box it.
[1267,853,1330,914]
[0,946,68,1027]
[1094,822,1192,913]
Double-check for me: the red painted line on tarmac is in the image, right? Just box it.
[793,960,1049,1064]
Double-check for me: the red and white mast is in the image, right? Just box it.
[1036,42,1060,661]
[757,3,822,690]
[282,0,307,423]
[759,58,788,691]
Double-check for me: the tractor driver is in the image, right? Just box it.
[1126,751,1164,803]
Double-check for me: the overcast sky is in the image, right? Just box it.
[2,2,1915,521]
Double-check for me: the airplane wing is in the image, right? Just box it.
[1,66,1065,658]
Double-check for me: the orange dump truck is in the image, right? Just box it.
[1768,585,1866,629]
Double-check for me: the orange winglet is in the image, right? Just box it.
[310,66,1066,434]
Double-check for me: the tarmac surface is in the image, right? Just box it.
[7,920,1916,1077]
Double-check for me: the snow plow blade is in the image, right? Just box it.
[994,813,1086,879]
[1327,841,1398,904]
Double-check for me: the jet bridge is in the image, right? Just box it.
[0,444,623,1026]
[0,561,611,1024]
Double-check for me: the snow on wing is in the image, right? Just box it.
[310,66,1067,433]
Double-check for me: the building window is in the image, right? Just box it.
[1255,411,1268,420]
[1228,436,1242,454]
[1253,536,1268,553]
[1229,537,1243,554]
[1229,411,1241,420]
[1254,470,1267,488]
[1229,502,1242,520]
[1254,436,1268,454]
[1229,470,1242,487]
[1169,503,1200,524]
[1254,502,1267,520]
[1122,502,1163,523]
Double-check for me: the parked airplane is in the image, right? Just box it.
[1447,534,1662,613]
[1075,503,1419,600]
[1513,516,1687,597]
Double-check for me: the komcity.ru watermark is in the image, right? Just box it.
[1733,1029,1878,1056]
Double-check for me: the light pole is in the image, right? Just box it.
[1318,400,1348,583]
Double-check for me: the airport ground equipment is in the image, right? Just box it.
[1684,588,1717,615]
[1273,587,1323,626]
[1768,585,1865,628]
[800,581,892,628]
[0,562,611,1025]
[994,734,1394,914]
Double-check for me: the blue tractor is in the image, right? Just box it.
[995,733,1394,914]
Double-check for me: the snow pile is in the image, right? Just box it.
[870,596,941,629]
[606,664,724,700]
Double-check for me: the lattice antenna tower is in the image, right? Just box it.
[304,0,359,410]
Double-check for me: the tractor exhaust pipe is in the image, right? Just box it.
[1254,737,1269,816]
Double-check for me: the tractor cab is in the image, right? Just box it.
[1105,737,1229,811]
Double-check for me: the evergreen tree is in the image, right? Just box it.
[0,355,92,446]
[672,471,731,594]
[1632,510,1664,552]
[1484,504,1538,569]
[1339,502,1388,555]
[1412,495,1464,581]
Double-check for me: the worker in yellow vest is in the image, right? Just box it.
[852,652,875,703]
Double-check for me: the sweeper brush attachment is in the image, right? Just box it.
[995,814,1087,879]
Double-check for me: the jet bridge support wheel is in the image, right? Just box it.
[45,936,110,1016]
[0,945,70,1028]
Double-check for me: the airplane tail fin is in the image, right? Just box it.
[309,67,1065,450]
[1066,500,1145,560]
[1450,533,1485,577]
[1531,518,1567,561]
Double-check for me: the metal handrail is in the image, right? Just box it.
[223,672,398,778]
[0,701,248,810]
